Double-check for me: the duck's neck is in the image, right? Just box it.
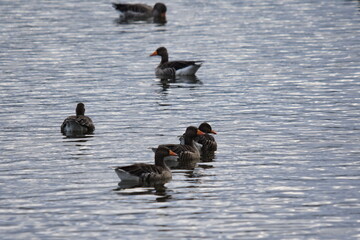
[160,54,168,65]
[76,107,85,117]
[183,135,195,146]
[155,155,168,168]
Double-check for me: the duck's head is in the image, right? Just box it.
[156,146,177,157]
[153,3,167,18]
[150,46,168,57]
[155,146,177,165]
[76,103,85,116]
[199,122,217,134]
[185,126,205,138]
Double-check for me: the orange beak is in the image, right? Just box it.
[169,150,177,156]
[211,130,217,134]
[150,51,158,56]
[197,129,205,135]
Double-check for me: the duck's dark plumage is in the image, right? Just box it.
[112,2,167,23]
[113,3,150,13]
[61,103,95,135]
[179,122,217,159]
[195,122,218,153]
[159,126,205,163]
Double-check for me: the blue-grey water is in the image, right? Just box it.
[1,0,359,239]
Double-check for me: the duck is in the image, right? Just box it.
[196,122,217,153]
[180,122,217,157]
[61,103,95,135]
[112,2,167,23]
[158,126,205,164]
[150,47,203,76]
[114,146,177,183]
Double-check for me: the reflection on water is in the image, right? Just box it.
[113,17,167,26]
[114,183,171,202]
[62,134,95,139]
[156,75,203,93]
[158,75,202,84]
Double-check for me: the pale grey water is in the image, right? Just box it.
[0,0,359,239]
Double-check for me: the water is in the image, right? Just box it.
[1,0,359,239]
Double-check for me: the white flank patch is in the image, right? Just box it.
[115,169,140,182]
[176,65,201,76]
[193,141,203,152]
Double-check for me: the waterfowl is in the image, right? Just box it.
[180,122,217,157]
[112,2,167,23]
[114,146,177,183]
[159,126,205,164]
[196,122,217,153]
[61,103,95,135]
[150,47,203,76]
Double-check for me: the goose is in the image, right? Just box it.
[158,126,205,164]
[61,103,95,135]
[150,47,203,76]
[114,146,177,183]
[180,122,217,156]
[196,122,217,153]
[112,2,167,23]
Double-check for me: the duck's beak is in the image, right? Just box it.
[150,51,158,56]
[211,130,217,134]
[197,129,205,135]
[169,150,177,156]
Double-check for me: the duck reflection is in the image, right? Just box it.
[62,133,94,139]
[114,182,171,202]
[61,135,94,159]
[159,75,202,84]
[113,17,167,26]
[156,75,202,94]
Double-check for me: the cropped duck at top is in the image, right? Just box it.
[61,103,95,135]
[150,47,204,76]
[112,2,167,23]
[113,146,177,183]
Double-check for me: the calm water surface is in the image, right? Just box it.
[0,0,359,239]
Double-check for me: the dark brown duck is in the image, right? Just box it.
[112,2,167,23]
[61,103,95,135]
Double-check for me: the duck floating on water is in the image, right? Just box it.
[61,103,95,135]
[113,146,176,184]
[112,2,167,23]
[150,47,203,77]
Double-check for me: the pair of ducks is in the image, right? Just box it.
[61,103,217,184]
[112,2,203,77]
